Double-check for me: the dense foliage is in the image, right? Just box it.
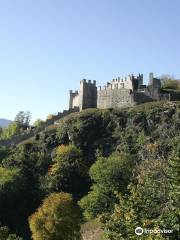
[29,192,81,240]
[0,111,31,140]
[0,101,179,239]
[161,78,180,90]
[44,144,89,200]
[79,153,134,219]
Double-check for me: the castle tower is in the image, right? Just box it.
[148,72,161,100]
[79,79,97,111]
[149,72,154,85]
[148,72,161,89]
[138,74,143,88]
[131,74,143,90]
[69,90,79,109]
[69,90,73,109]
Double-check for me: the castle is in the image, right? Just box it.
[69,73,167,111]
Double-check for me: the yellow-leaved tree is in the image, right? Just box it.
[29,192,81,240]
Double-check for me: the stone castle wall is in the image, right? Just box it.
[133,91,154,104]
[98,74,143,92]
[69,91,79,109]
[72,93,79,108]
[96,74,144,108]
[69,73,174,111]
[97,89,134,108]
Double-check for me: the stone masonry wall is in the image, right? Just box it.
[133,91,154,104]
[97,89,134,109]
[69,91,79,109]
[72,94,79,108]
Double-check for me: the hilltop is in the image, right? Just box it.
[1,101,179,147]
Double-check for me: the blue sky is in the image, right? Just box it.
[0,0,180,122]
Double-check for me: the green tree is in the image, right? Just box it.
[45,144,88,200]
[1,122,21,139]
[1,142,51,239]
[101,192,165,240]
[14,111,31,129]
[159,138,180,239]
[33,119,45,130]
[161,77,180,90]
[101,154,174,240]
[79,153,135,219]
[0,111,31,140]
[29,192,81,240]
[0,167,25,234]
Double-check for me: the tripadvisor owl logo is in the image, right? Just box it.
[135,226,173,235]
[135,227,144,236]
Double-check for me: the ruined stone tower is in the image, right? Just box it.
[69,90,79,109]
[147,72,161,100]
[79,79,97,110]
[69,79,97,111]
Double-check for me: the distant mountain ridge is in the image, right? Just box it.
[0,118,12,127]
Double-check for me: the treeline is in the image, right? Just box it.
[161,76,180,90]
[0,111,31,141]
[0,109,79,146]
[0,101,179,239]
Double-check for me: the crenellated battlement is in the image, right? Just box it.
[80,79,96,85]
[69,90,78,95]
[98,73,143,92]
[69,73,162,111]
